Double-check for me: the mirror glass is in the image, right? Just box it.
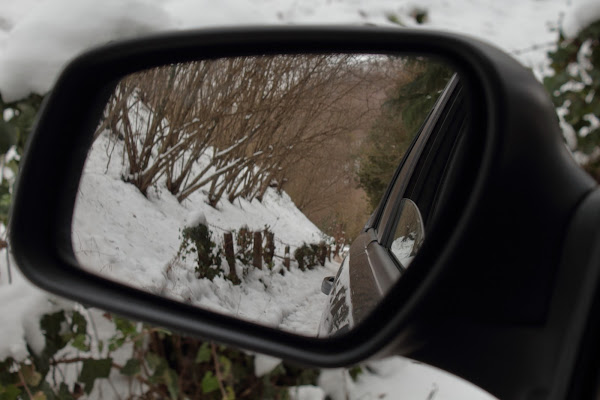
[72,54,456,337]
[391,198,425,270]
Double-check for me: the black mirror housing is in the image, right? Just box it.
[9,26,598,400]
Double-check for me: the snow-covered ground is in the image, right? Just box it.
[0,0,590,101]
[73,132,338,335]
[2,0,599,399]
[69,112,494,399]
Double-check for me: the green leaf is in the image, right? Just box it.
[153,327,172,336]
[0,120,16,154]
[145,352,164,371]
[78,358,112,394]
[225,386,236,400]
[120,359,140,377]
[201,371,219,394]
[71,334,90,352]
[108,337,125,352]
[114,317,137,336]
[0,384,21,400]
[40,311,69,361]
[163,368,179,400]
[70,311,87,335]
[195,342,211,364]
[56,383,75,400]
[37,382,57,400]
[31,391,46,400]
[348,366,363,382]
[21,364,42,387]
[219,355,232,378]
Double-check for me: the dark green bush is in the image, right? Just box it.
[235,225,254,268]
[178,223,223,281]
[293,242,327,271]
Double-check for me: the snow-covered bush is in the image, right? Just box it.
[235,225,254,268]
[0,309,105,399]
[0,94,44,226]
[544,19,600,181]
[177,223,224,281]
[0,309,321,399]
[294,242,328,271]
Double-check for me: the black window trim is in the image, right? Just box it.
[374,74,459,244]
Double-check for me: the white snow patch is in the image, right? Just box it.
[185,210,207,228]
[319,358,495,400]
[289,385,326,400]
[0,0,576,101]
[563,0,600,39]
[0,258,73,361]
[254,354,282,377]
[0,0,173,101]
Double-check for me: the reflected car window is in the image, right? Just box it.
[390,198,424,269]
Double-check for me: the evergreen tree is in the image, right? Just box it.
[356,60,453,209]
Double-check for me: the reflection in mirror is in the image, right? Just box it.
[72,54,454,337]
[391,198,425,269]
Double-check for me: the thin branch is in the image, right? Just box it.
[211,343,228,400]
[17,367,34,400]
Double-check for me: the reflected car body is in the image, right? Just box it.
[320,75,462,335]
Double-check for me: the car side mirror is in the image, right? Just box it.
[10,26,596,400]
[321,276,335,295]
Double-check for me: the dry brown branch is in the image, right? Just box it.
[210,343,228,400]
[98,54,413,217]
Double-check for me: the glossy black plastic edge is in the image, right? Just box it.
[9,26,491,366]
[8,26,591,376]
[549,188,600,400]
[373,34,597,400]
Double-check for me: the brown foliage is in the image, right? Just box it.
[97,54,404,210]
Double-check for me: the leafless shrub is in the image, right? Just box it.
[97,54,411,210]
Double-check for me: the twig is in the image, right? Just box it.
[85,308,102,357]
[426,383,439,400]
[51,356,154,389]
[50,356,122,369]
[17,367,34,400]
[211,343,229,400]
[106,376,124,400]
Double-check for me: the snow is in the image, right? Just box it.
[391,236,415,267]
[254,354,282,377]
[72,132,336,334]
[0,0,172,101]
[563,0,600,38]
[184,210,207,228]
[318,358,494,400]
[289,385,326,400]
[0,265,72,361]
[0,0,586,101]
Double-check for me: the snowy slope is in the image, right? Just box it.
[70,119,494,400]
[72,131,337,335]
